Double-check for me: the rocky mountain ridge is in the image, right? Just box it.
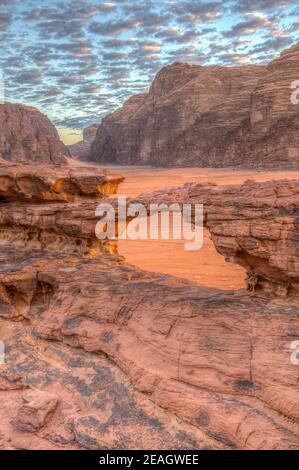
[73,43,299,169]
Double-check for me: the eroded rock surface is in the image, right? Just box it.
[89,43,299,168]
[68,124,99,161]
[0,250,299,450]
[0,163,124,202]
[128,178,299,296]
[0,251,221,450]
[0,103,69,165]
[0,169,299,450]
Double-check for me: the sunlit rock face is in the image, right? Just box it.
[89,43,299,169]
[0,103,69,165]
[0,163,123,255]
[0,162,124,202]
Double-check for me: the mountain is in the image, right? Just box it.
[68,123,99,161]
[83,43,299,168]
[0,103,68,165]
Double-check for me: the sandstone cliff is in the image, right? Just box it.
[0,103,68,165]
[68,124,99,161]
[89,43,299,169]
[1,164,299,449]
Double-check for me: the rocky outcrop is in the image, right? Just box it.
[89,43,299,169]
[68,124,99,160]
[0,164,123,255]
[0,281,218,450]
[1,249,299,450]
[127,178,299,297]
[1,170,299,449]
[0,103,68,165]
[0,162,124,202]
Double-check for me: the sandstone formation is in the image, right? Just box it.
[0,162,124,202]
[0,164,299,449]
[88,43,299,169]
[0,250,299,449]
[0,275,220,451]
[68,124,99,161]
[128,178,299,296]
[0,163,123,255]
[0,103,68,165]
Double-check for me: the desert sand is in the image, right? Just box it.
[68,158,299,289]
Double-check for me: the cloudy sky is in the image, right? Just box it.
[0,0,298,144]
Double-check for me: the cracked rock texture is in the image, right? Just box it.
[88,43,299,169]
[0,250,299,450]
[0,164,299,449]
[0,103,69,165]
[0,162,124,202]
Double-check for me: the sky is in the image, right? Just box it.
[0,0,298,144]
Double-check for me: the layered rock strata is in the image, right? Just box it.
[0,164,123,254]
[0,249,299,450]
[88,43,299,168]
[127,178,299,296]
[0,103,68,165]
[1,172,299,449]
[0,162,124,202]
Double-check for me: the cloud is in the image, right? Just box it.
[250,35,293,53]
[173,1,222,24]
[98,2,117,11]
[234,0,294,13]
[2,0,299,138]
[15,69,43,84]
[89,18,140,35]
[140,41,162,53]
[0,12,10,29]
[223,12,277,37]
[0,0,18,6]
[102,38,138,48]
[156,27,201,43]
[78,83,102,94]
[51,38,92,58]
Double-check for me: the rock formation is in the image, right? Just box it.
[68,124,99,161]
[88,43,299,168]
[1,163,299,449]
[0,162,124,202]
[0,162,123,255]
[127,178,299,297]
[0,103,69,165]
